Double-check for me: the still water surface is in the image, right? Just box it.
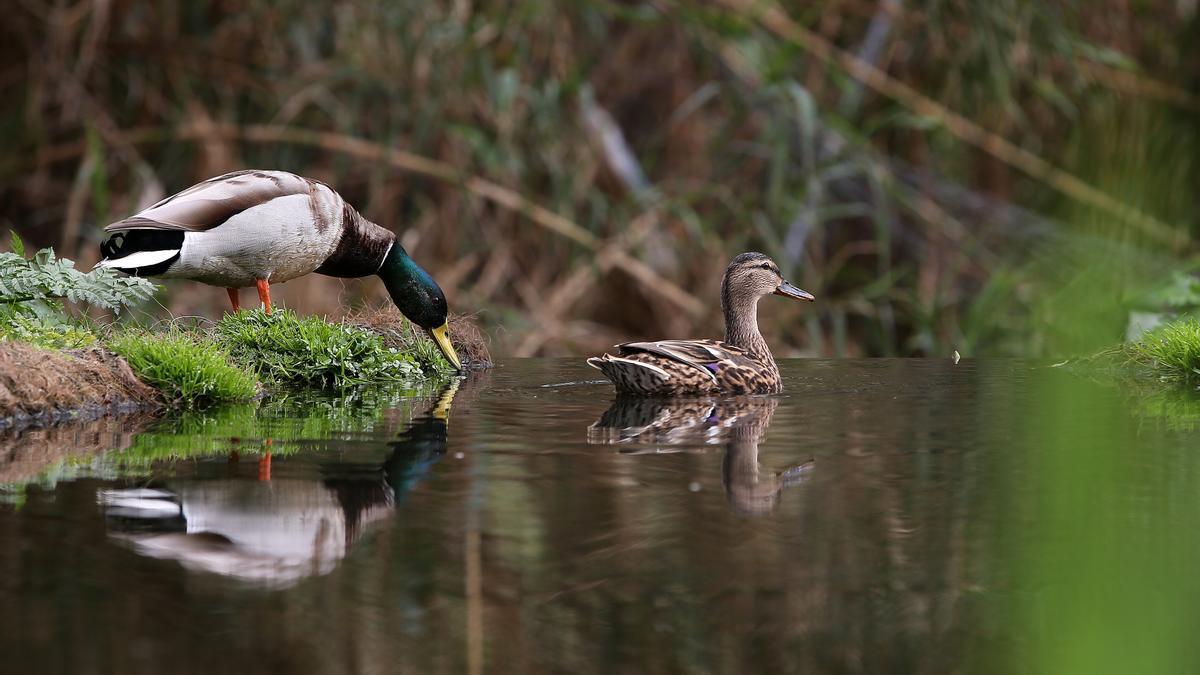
[2,359,1199,674]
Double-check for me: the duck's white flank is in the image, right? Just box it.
[170,192,344,287]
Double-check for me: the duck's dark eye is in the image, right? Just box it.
[760,263,772,270]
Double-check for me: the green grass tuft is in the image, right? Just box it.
[1124,318,1200,381]
[214,309,430,387]
[107,330,259,404]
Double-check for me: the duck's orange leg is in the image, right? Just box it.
[258,439,272,482]
[255,279,272,314]
[226,288,241,312]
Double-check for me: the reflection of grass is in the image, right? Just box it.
[988,367,1199,674]
[2,382,446,490]
[108,329,259,403]
[108,384,439,466]
[1127,385,1200,432]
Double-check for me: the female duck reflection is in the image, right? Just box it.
[97,381,462,588]
[589,396,813,517]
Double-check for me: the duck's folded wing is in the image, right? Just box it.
[104,170,318,232]
[616,339,751,382]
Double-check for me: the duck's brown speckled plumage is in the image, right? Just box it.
[588,253,814,395]
[590,339,779,395]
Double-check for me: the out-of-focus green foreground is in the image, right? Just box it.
[987,371,1200,673]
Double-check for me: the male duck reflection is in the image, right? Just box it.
[588,253,814,395]
[589,396,813,516]
[96,382,461,588]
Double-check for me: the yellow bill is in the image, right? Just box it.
[429,322,462,371]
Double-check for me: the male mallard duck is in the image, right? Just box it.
[97,169,460,369]
[587,252,814,395]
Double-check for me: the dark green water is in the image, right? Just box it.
[3,359,1200,674]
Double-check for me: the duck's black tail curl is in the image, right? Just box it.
[97,229,184,276]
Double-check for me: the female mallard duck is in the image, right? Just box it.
[97,169,460,369]
[587,252,813,395]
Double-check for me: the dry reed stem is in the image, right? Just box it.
[514,209,661,356]
[719,0,1187,250]
[1077,61,1200,114]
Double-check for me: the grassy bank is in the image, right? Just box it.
[215,310,442,386]
[106,330,259,404]
[106,308,485,404]
[2,308,487,418]
[0,239,488,419]
[1,310,485,420]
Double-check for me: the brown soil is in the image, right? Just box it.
[347,308,493,369]
[0,342,159,428]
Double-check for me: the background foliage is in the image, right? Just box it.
[1,0,1197,357]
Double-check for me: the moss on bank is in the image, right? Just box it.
[0,239,481,418]
[1,314,97,350]
[1124,318,1200,382]
[1060,320,1200,432]
[214,309,437,386]
[107,330,260,404]
[1,308,487,423]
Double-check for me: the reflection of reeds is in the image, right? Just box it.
[3,1,1196,357]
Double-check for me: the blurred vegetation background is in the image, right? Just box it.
[1,0,1197,357]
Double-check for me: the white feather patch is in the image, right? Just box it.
[604,356,670,380]
[97,249,179,270]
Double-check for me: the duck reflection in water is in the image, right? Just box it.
[97,381,462,588]
[588,396,813,517]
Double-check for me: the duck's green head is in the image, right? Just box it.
[378,245,461,370]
